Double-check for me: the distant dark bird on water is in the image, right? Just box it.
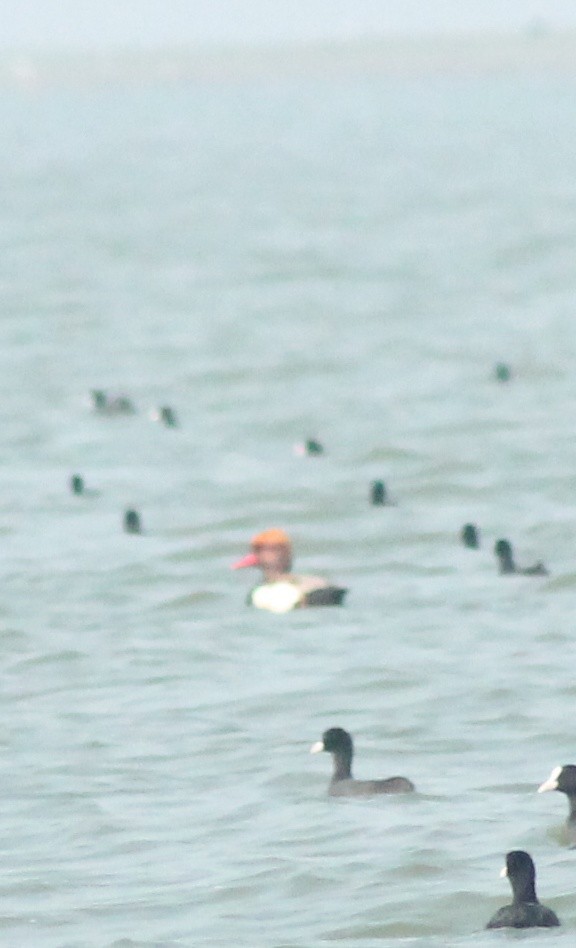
[151,406,179,428]
[70,474,85,496]
[486,850,560,929]
[69,474,99,497]
[461,523,480,549]
[91,389,136,414]
[294,438,324,456]
[494,362,512,382]
[310,727,415,797]
[494,538,548,576]
[370,480,395,506]
[124,509,142,534]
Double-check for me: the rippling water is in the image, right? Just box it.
[2,61,576,946]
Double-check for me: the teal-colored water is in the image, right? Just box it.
[1,67,576,946]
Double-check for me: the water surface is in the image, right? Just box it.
[1,60,576,946]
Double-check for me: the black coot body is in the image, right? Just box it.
[70,474,99,497]
[370,480,386,505]
[494,362,512,382]
[154,406,178,427]
[461,523,480,549]
[310,727,415,797]
[494,539,548,576]
[124,509,142,534]
[70,474,85,495]
[370,480,397,506]
[486,850,560,929]
[91,390,136,414]
[302,438,323,455]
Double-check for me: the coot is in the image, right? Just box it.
[310,727,415,797]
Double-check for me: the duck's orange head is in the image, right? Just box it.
[231,529,292,571]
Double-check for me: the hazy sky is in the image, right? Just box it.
[1,1,575,50]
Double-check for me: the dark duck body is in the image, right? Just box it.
[310,727,415,797]
[70,474,85,496]
[461,523,480,549]
[494,361,512,382]
[494,538,548,576]
[91,389,136,414]
[538,765,576,846]
[486,850,560,929]
[370,480,396,506]
[232,529,347,613]
[151,405,179,428]
[69,474,99,497]
[123,509,142,534]
[294,438,324,456]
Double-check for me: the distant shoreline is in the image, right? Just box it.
[1,29,575,86]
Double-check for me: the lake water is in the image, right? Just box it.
[1,55,576,947]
